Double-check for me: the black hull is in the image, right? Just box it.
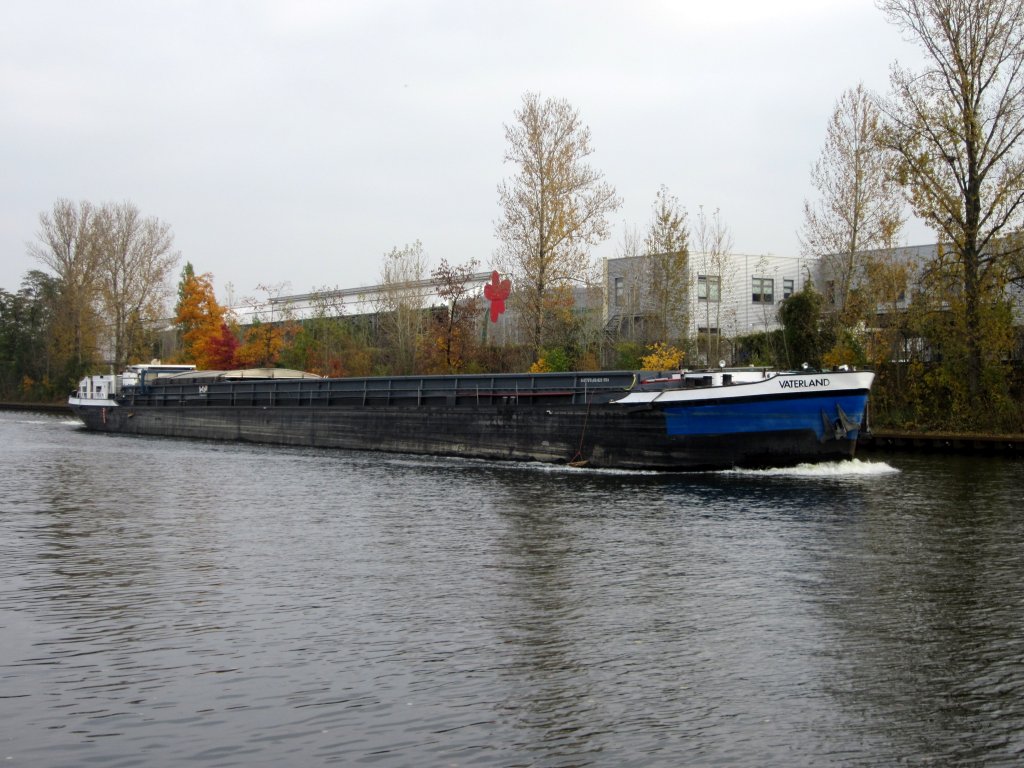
[71,402,857,471]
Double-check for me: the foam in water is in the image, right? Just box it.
[6,418,79,427]
[486,458,898,478]
[530,462,663,476]
[381,453,898,478]
[723,458,899,478]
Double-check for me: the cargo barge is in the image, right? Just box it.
[68,364,874,471]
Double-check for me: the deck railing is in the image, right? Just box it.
[127,372,640,409]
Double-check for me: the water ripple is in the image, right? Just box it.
[1,413,1023,766]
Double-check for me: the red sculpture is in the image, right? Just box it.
[483,271,511,323]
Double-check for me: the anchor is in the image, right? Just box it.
[821,403,859,441]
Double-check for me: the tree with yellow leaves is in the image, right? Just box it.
[878,0,1024,400]
[640,342,684,371]
[233,283,299,369]
[495,92,621,358]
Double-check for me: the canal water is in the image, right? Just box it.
[1,411,1022,767]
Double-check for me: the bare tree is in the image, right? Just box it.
[495,92,621,357]
[94,201,180,368]
[379,240,429,374]
[877,0,1024,397]
[30,199,181,371]
[430,257,482,372]
[692,208,735,365]
[643,185,690,345]
[800,83,905,323]
[28,199,102,375]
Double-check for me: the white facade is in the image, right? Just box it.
[218,254,820,357]
[603,252,818,340]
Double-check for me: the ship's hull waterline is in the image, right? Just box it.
[69,367,873,471]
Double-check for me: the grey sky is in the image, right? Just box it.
[2,0,930,303]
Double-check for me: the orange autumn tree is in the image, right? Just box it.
[174,263,238,369]
[233,284,300,368]
[234,319,287,368]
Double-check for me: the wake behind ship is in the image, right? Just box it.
[69,364,874,471]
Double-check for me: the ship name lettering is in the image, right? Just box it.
[779,377,829,389]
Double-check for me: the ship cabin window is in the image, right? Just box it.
[698,275,721,302]
[752,277,774,304]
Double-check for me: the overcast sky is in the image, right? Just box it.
[2,0,932,303]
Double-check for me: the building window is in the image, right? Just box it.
[698,275,721,302]
[614,276,624,306]
[752,277,774,304]
[783,278,794,299]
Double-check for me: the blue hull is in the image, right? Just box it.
[663,393,869,439]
